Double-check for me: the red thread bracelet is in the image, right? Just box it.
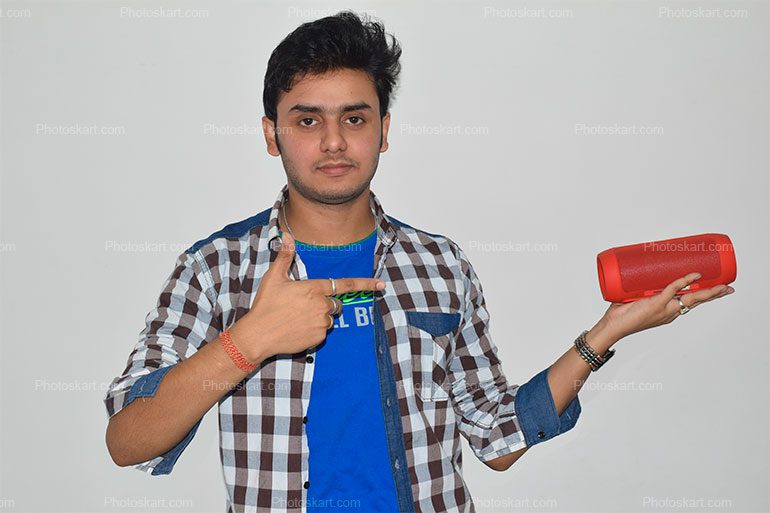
[220,328,257,373]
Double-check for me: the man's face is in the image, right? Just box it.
[262,68,391,205]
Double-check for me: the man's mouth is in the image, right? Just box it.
[317,163,355,175]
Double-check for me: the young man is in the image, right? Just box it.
[104,11,734,513]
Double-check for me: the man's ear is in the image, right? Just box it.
[380,111,391,153]
[262,116,280,156]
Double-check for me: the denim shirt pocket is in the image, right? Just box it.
[405,310,461,402]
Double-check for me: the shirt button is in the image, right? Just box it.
[394,457,400,470]
[386,396,392,407]
[306,355,314,363]
[378,344,385,355]
[303,481,310,489]
[302,416,307,424]
[537,431,545,439]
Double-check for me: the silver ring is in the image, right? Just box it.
[328,277,337,296]
[678,296,690,315]
[326,296,341,315]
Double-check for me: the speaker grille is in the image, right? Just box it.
[616,235,722,292]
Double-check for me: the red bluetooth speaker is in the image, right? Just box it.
[596,233,737,303]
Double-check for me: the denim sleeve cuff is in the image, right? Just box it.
[514,366,582,447]
[124,365,176,406]
[124,365,201,476]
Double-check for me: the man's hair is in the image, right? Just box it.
[263,10,402,124]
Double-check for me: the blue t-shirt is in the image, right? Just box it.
[296,229,400,513]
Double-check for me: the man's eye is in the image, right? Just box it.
[300,118,317,127]
[347,116,363,125]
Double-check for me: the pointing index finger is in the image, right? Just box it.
[305,277,386,295]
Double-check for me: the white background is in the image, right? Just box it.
[1,1,767,512]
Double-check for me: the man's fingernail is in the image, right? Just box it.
[694,273,701,279]
[377,281,386,289]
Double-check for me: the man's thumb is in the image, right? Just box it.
[268,231,296,279]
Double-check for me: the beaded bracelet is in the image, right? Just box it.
[220,328,258,373]
[573,329,615,372]
[575,340,602,370]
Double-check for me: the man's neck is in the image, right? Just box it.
[282,186,376,246]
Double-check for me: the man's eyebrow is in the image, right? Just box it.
[287,102,373,115]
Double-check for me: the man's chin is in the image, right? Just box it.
[308,180,372,205]
[314,188,367,205]
[287,166,375,205]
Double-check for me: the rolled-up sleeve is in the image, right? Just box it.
[446,241,582,463]
[103,249,220,475]
[515,366,581,446]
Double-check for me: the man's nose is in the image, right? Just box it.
[320,122,347,153]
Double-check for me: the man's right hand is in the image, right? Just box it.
[107,232,388,467]
[228,231,386,362]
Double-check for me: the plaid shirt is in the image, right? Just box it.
[104,184,582,513]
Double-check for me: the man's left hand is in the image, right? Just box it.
[599,272,735,342]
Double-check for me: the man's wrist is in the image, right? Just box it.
[585,321,619,354]
[229,315,273,365]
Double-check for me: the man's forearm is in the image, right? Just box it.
[547,321,618,415]
[106,328,272,467]
[485,322,619,472]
